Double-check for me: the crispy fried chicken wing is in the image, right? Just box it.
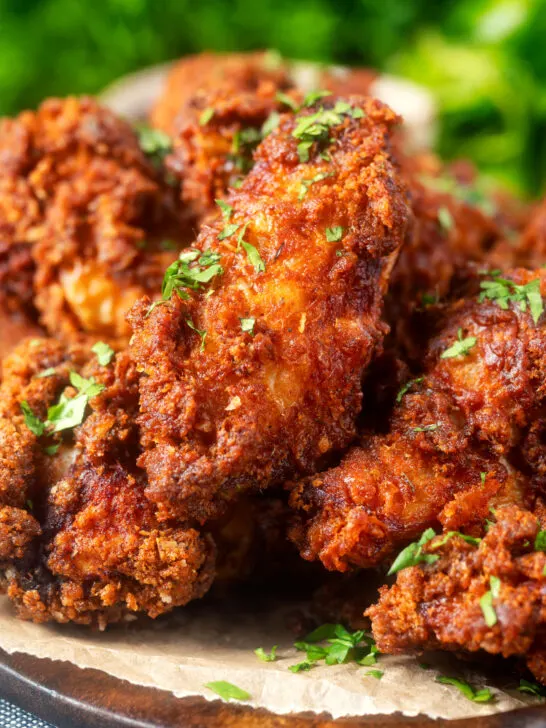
[366,505,546,685]
[0,96,187,345]
[289,269,546,571]
[131,95,411,523]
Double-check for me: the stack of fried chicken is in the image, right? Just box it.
[2,50,546,687]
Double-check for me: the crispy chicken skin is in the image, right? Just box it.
[0,338,215,628]
[0,96,186,345]
[289,269,546,571]
[367,505,546,685]
[130,95,411,523]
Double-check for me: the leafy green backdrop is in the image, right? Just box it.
[1,0,545,195]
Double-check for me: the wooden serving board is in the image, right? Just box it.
[2,648,546,728]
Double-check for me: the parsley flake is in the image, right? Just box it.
[136,126,172,167]
[204,681,250,701]
[298,171,334,200]
[289,661,315,673]
[215,200,233,221]
[44,444,60,456]
[518,679,546,698]
[438,206,454,232]
[35,367,56,379]
[20,401,46,437]
[388,528,439,575]
[436,676,494,703]
[155,249,223,308]
[428,531,481,550]
[441,328,477,359]
[255,646,277,662]
[92,341,115,366]
[413,424,438,433]
[397,377,424,403]
[199,108,214,126]
[240,317,255,335]
[303,90,332,107]
[294,623,379,669]
[535,530,546,551]
[218,223,240,241]
[241,241,265,273]
[186,319,207,352]
[325,226,344,242]
[262,111,280,137]
[479,276,544,324]
[276,91,299,112]
[292,101,359,162]
[365,670,383,680]
[480,588,497,627]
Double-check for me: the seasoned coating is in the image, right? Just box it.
[289,269,546,571]
[0,338,215,628]
[130,95,411,523]
[489,197,546,272]
[366,505,546,685]
[0,96,187,344]
[150,51,293,135]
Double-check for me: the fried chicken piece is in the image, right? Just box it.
[130,95,411,524]
[0,96,187,345]
[367,505,546,685]
[0,338,215,628]
[0,308,43,362]
[150,51,293,135]
[289,268,546,571]
[488,197,546,272]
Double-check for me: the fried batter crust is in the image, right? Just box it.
[289,269,546,571]
[0,96,186,343]
[0,338,215,627]
[366,505,546,685]
[130,95,411,523]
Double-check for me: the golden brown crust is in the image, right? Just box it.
[0,96,188,345]
[289,269,546,571]
[131,95,411,523]
[366,505,546,684]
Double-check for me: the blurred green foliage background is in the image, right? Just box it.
[0,0,545,196]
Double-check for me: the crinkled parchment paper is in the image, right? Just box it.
[0,594,534,720]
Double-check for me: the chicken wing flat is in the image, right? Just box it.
[289,268,545,571]
[0,96,186,345]
[366,505,546,685]
[131,95,411,523]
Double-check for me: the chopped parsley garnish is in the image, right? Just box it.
[293,623,379,670]
[240,317,255,335]
[218,223,240,241]
[276,91,299,112]
[241,241,265,273]
[43,444,60,456]
[413,424,438,433]
[92,341,115,366]
[436,676,494,703]
[292,100,363,162]
[22,373,105,438]
[365,670,383,680]
[255,646,277,662]
[388,528,438,575]
[481,472,487,484]
[479,275,544,324]
[325,226,344,242]
[35,367,56,379]
[298,171,334,200]
[303,90,332,107]
[490,575,501,599]
[204,681,250,701]
[421,291,439,306]
[438,206,454,232]
[428,531,481,550]
[535,530,546,551]
[136,125,172,167]
[215,199,233,221]
[396,376,424,403]
[186,319,207,352]
[289,661,314,673]
[261,111,280,137]
[480,582,498,628]
[518,679,546,697]
[440,328,477,359]
[20,401,46,437]
[199,107,214,126]
[26,499,33,510]
[152,249,223,310]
